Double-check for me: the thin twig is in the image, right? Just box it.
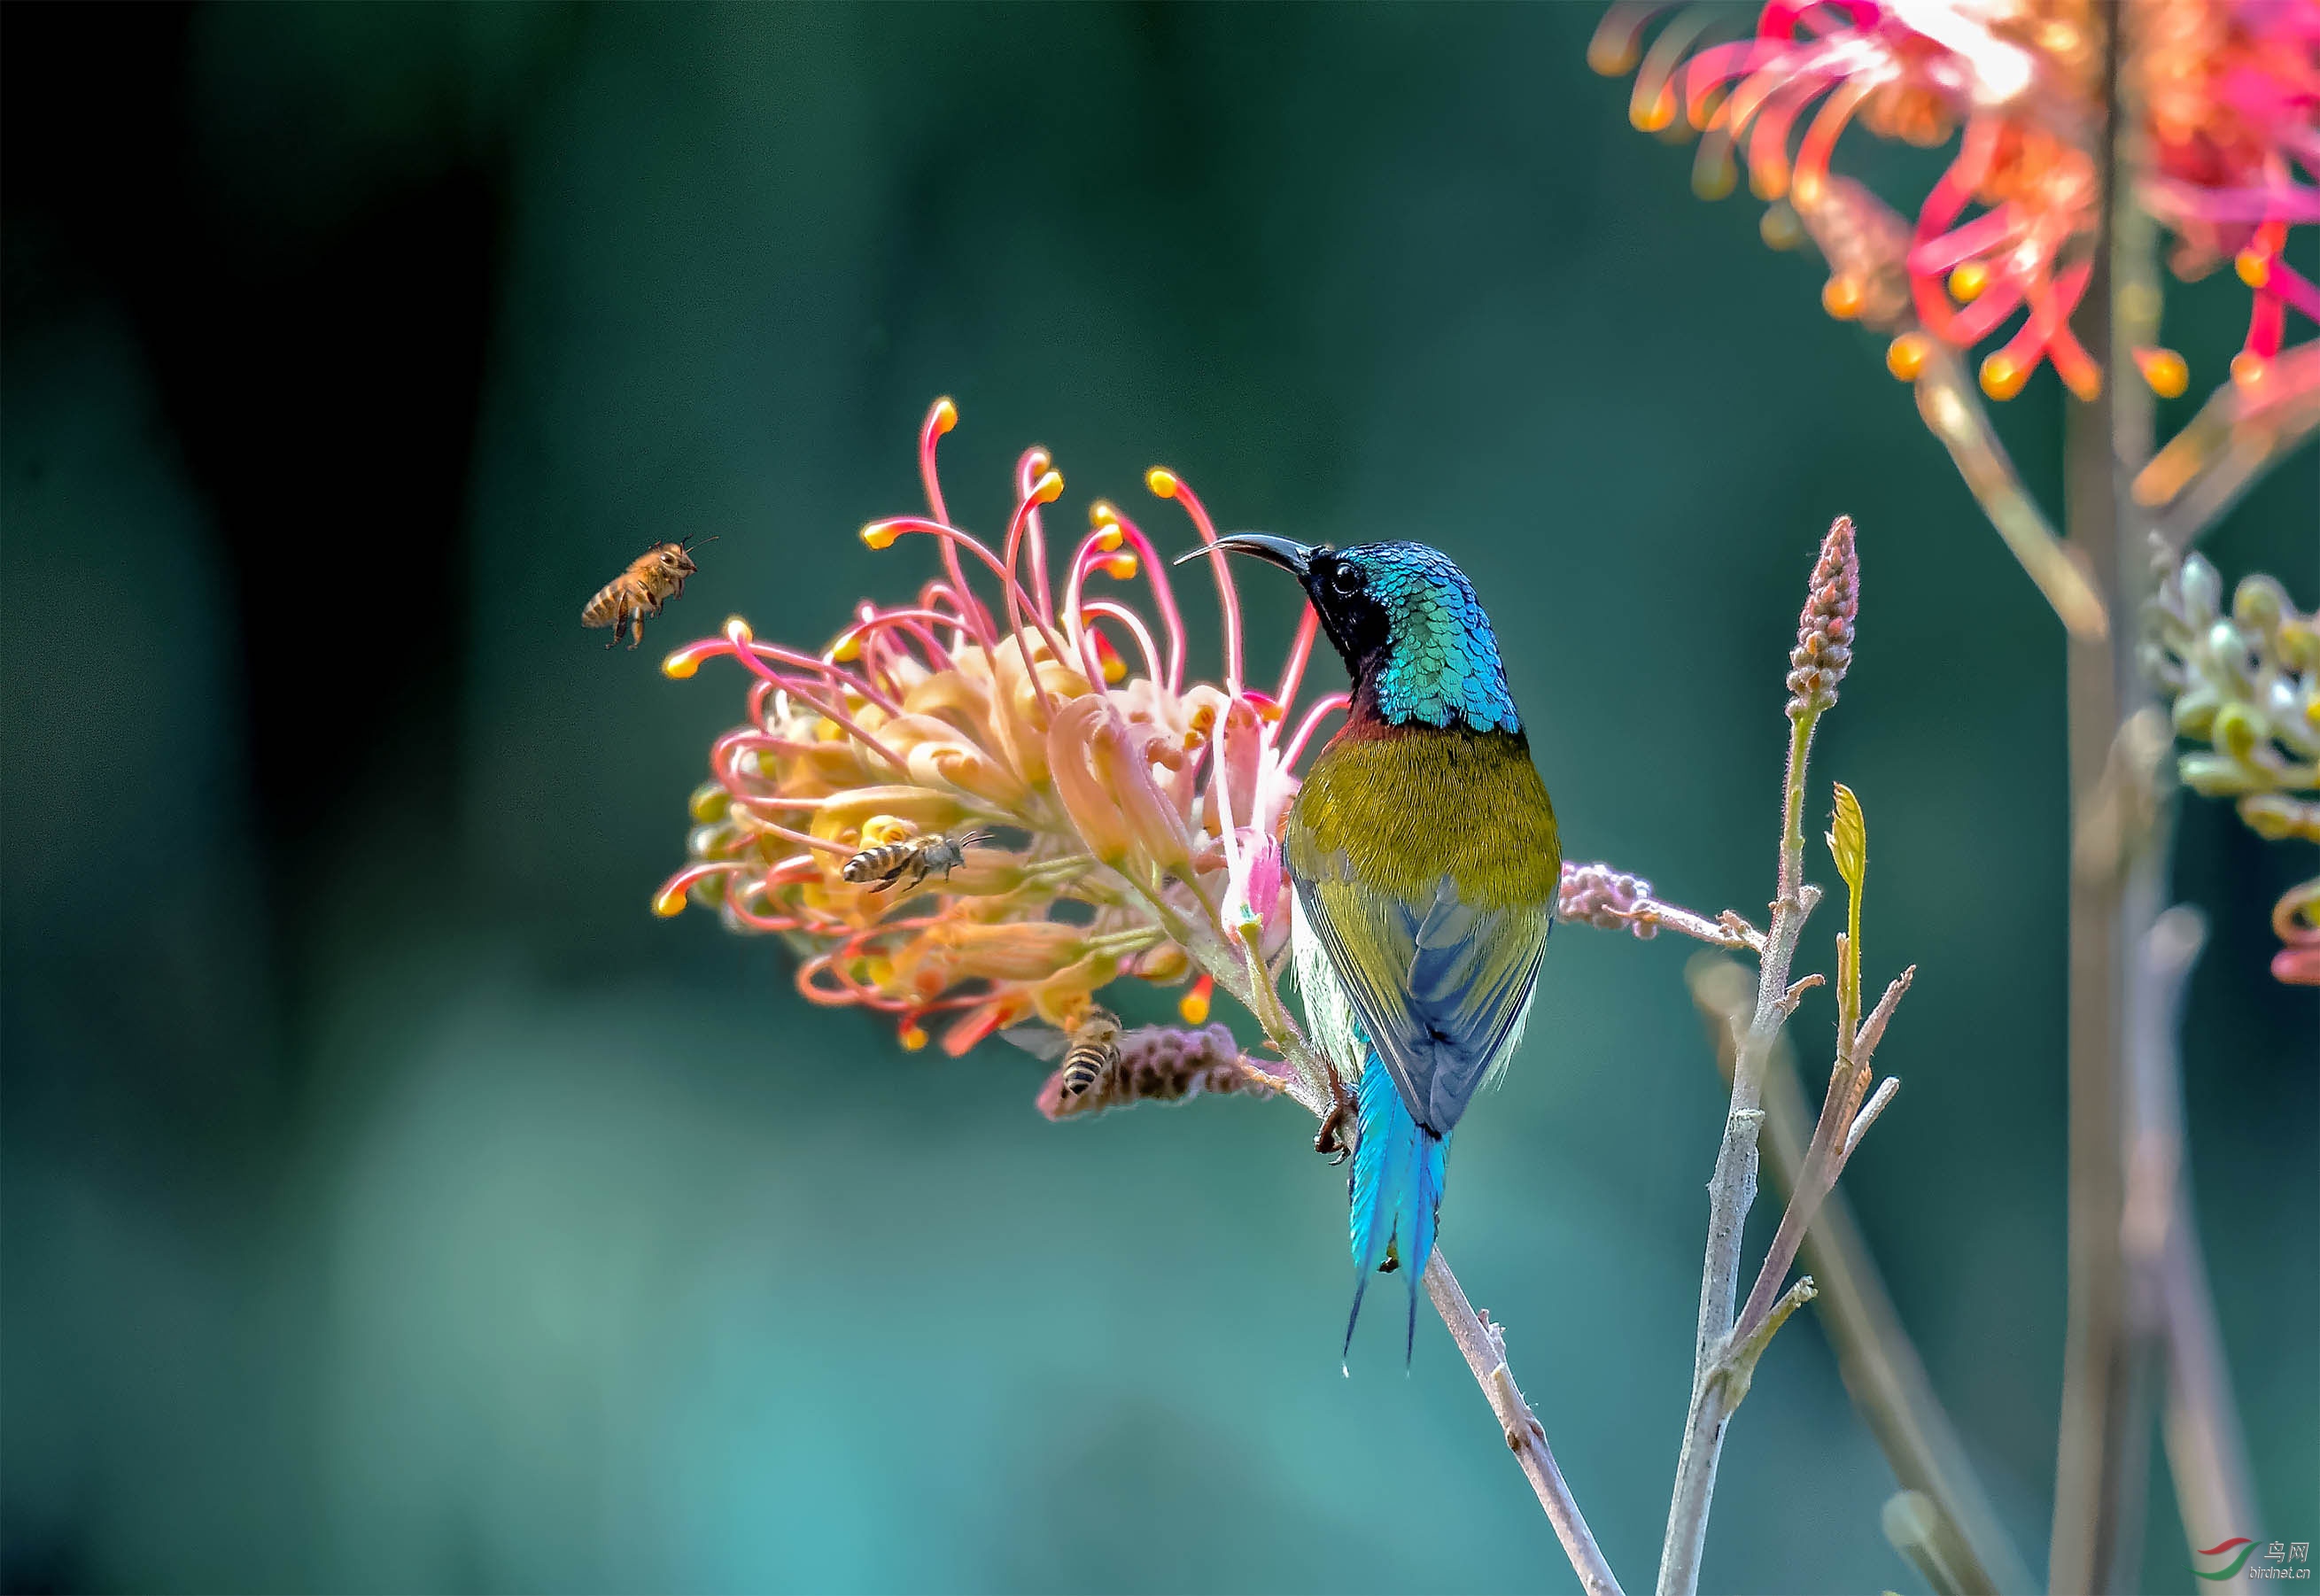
[1911,346,2109,641]
[1657,699,1823,1596]
[1687,955,2030,1596]
[1426,1252,1625,1596]
[1733,967,1914,1342]
[2123,907,2262,1593]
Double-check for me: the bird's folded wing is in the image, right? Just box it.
[1292,867,1550,1135]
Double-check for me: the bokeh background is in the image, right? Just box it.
[4,5,2312,1592]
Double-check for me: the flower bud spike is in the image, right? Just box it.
[1787,515,1859,720]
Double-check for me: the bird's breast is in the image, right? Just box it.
[1286,724,1560,910]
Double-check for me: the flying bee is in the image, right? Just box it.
[1005,1005,1123,1100]
[841,827,993,894]
[582,535,716,649]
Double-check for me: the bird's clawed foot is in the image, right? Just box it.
[1314,1073,1356,1165]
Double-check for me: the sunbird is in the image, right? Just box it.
[1210,534,1560,1361]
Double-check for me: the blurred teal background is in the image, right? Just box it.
[3,5,2312,1592]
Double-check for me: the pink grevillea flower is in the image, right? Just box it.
[1592,0,2319,406]
[2273,880,2320,984]
[2139,0,2320,386]
[655,399,1345,1079]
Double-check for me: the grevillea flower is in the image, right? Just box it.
[655,399,1346,1092]
[1591,0,2319,407]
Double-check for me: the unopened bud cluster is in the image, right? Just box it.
[1036,1024,1279,1121]
[2144,554,2319,824]
[1788,515,1860,720]
[1557,861,1659,937]
[2145,552,2320,984]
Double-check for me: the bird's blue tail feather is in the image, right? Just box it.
[1345,1055,1448,1366]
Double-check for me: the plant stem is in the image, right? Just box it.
[2052,11,2167,1589]
[2122,909,2261,1592]
[1687,955,2034,1596]
[1657,708,1821,1596]
[1912,345,2108,641]
[1424,1251,1625,1596]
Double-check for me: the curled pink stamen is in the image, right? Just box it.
[1281,693,1349,771]
[1151,469,1243,695]
[1099,510,1188,692]
[998,473,1075,724]
[1082,600,1168,686]
[719,628,910,775]
[1274,604,1321,712]
[1015,447,1057,626]
[918,398,995,650]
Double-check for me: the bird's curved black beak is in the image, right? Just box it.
[1173,532,1314,578]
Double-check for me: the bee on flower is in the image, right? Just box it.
[652,398,1346,1099]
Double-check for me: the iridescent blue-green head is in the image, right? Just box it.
[1204,535,1519,733]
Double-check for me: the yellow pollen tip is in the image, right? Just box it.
[2236,251,2270,288]
[1100,553,1138,580]
[653,884,690,918]
[1760,202,1804,251]
[1631,89,1677,133]
[815,718,844,742]
[931,397,958,433]
[1144,467,1178,499]
[864,956,896,988]
[1821,275,1864,320]
[2231,351,2268,387]
[662,653,698,679]
[1100,653,1127,685]
[1748,161,1789,202]
[1789,171,1823,213]
[861,523,899,550]
[899,1024,929,1052]
[1178,975,1213,1026]
[2132,346,2188,399]
[1885,333,1929,382]
[1586,35,1637,75]
[1030,469,1065,506]
[1979,353,2025,400]
[1587,42,1642,76]
[830,631,863,662]
[1092,524,1124,553]
[724,616,754,644]
[1949,262,1988,302]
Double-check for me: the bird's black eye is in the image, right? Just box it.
[1327,562,1362,597]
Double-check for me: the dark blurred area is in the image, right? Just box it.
[2,4,2311,1592]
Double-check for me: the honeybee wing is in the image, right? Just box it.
[999,1025,1069,1063]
